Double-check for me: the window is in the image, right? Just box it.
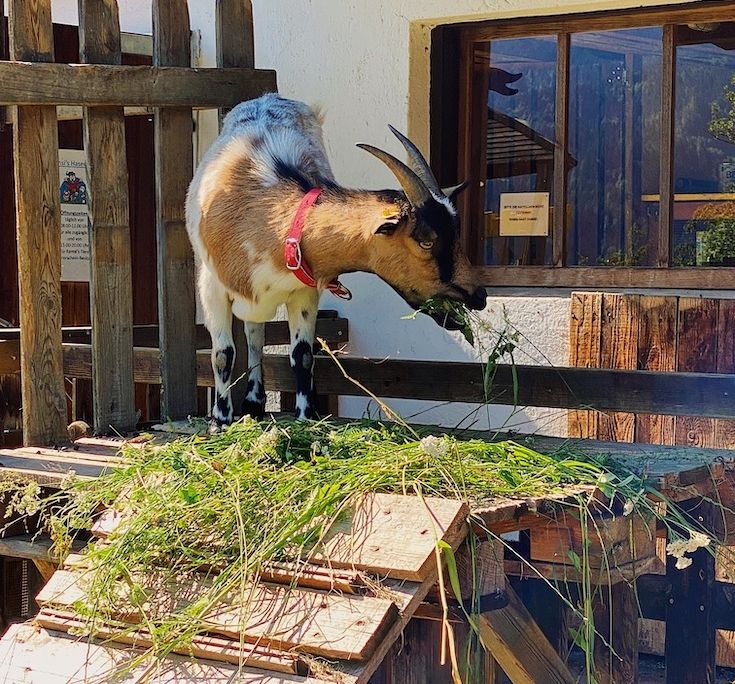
[432,3,735,288]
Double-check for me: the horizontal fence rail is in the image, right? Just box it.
[0,62,277,107]
[3,346,732,420]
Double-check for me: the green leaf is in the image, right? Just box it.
[438,540,464,604]
[567,549,582,573]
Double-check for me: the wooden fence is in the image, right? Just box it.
[2,0,275,444]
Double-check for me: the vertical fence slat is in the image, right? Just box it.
[9,0,67,445]
[552,32,569,268]
[215,0,255,415]
[79,0,136,434]
[658,24,676,268]
[152,0,197,420]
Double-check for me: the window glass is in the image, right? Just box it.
[672,23,735,266]
[483,36,557,266]
[567,27,662,267]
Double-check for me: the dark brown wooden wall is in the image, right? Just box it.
[569,291,735,448]
[0,21,158,329]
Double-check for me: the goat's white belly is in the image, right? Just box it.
[230,268,306,323]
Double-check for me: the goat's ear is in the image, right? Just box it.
[442,181,469,203]
[373,206,403,236]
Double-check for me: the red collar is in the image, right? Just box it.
[284,188,352,300]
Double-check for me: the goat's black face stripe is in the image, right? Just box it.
[414,198,457,284]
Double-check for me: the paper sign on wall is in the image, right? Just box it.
[59,150,91,282]
[499,192,550,237]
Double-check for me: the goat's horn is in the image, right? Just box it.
[357,143,431,208]
[388,125,442,196]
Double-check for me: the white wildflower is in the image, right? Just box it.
[622,499,635,516]
[419,435,449,458]
[666,531,711,571]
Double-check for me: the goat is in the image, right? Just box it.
[186,93,487,424]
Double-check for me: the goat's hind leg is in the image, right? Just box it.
[199,267,236,425]
[242,322,266,420]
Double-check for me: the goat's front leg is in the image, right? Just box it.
[242,321,266,419]
[200,267,236,425]
[286,290,320,420]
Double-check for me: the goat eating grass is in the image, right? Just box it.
[186,94,486,424]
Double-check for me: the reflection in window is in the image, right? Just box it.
[672,23,735,267]
[567,27,662,267]
[483,36,556,266]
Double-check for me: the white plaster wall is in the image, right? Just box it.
[40,0,703,434]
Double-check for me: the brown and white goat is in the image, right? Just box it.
[186,93,486,423]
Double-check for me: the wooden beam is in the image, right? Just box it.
[48,344,735,419]
[478,265,735,289]
[79,0,136,435]
[664,499,716,683]
[216,0,258,413]
[478,583,575,684]
[552,32,569,268]
[9,0,67,446]
[153,0,197,420]
[0,62,277,107]
[658,25,676,268]
[592,582,639,684]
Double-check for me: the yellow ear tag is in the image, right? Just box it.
[382,207,400,220]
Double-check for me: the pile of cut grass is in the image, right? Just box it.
[37,418,612,656]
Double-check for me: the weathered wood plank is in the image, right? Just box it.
[716,299,735,448]
[153,0,197,420]
[597,293,639,442]
[9,0,67,446]
[312,494,468,581]
[35,608,303,675]
[675,298,719,447]
[477,583,575,684]
[592,581,639,684]
[568,292,601,438]
[0,61,277,107]
[38,567,398,661]
[53,344,735,419]
[215,0,258,412]
[0,624,325,684]
[664,499,717,684]
[658,24,675,268]
[636,296,677,445]
[552,32,569,267]
[80,0,136,434]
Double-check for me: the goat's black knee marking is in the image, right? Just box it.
[291,340,315,396]
[215,346,235,384]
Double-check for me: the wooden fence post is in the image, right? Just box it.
[79,0,136,434]
[215,0,255,414]
[9,0,67,445]
[152,0,197,420]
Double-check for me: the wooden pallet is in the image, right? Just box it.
[0,486,469,683]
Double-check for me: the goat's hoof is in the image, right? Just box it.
[294,406,319,421]
[241,398,266,421]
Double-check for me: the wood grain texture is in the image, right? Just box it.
[716,299,735,448]
[597,294,639,442]
[80,0,136,434]
[478,583,575,684]
[0,61,277,107]
[35,608,303,675]
[675,298,719,448]
[53,344,735,419]
[38,567,398,661]
[658,24,675,267]
[215,0,258,410]
[552,32,569,267]
[312,493,468,581]
[636,296,677,445]
[153,0,197,420]
[592,581,639,684]
[9,0,67,445]
[664,499,717,684]
[0,624,325,684]
[568,292,602,438]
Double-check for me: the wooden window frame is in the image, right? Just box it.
[433,1,735,289]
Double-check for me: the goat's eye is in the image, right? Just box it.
[419,241,434,250]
